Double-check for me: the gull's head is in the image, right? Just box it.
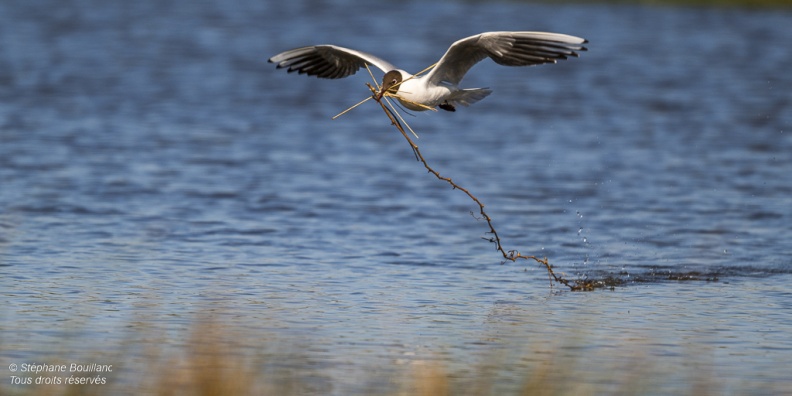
[376,70,404,100]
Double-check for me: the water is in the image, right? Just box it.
[2,0,791,394]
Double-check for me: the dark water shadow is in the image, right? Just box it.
[574,264,792,290]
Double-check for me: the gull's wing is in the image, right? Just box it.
[268,45,397,79]
[425,31,588,86]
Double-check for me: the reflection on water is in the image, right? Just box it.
[1,0,791,394]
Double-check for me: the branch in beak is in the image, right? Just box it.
[376,82,394,101]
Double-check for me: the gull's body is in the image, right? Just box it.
[269,31,587,112]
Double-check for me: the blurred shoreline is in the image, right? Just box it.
[4,319,787,396]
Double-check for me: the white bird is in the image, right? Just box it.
[268,31,587,112]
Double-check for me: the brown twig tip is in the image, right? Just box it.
[335,67,588,292]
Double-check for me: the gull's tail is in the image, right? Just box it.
[448,88,492,107]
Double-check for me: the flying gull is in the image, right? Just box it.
[269,31,587,112]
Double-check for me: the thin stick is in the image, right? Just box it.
[384,97,421,139]
[364,63,381,91]
[332,96,373,120]
[383,93,437,112]
[403,62,438,84]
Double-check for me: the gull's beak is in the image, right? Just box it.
[375,83,390,101]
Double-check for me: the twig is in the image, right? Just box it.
[366,86,593,291]
[332,95,373,120]
[339,65,597,291]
